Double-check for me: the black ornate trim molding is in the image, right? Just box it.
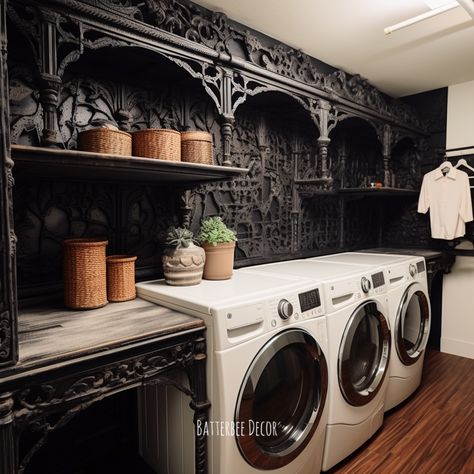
[7,0,424,135]
[0,0,18,367]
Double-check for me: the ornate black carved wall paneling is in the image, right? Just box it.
[0,0,18,368]
[10,45,222,298]
[6,0,428,301]
[190,91,325,264]
[379,88,448,249]
[327,116,384,189]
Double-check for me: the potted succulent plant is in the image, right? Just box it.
[197,217,237,280]
[162,227,205,286]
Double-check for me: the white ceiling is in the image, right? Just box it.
[193,0,474,97]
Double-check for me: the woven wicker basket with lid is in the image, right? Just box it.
[181,131,213,165]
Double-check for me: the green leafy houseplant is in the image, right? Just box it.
[165,227,195,248]
[198,217,236,280]
[197,217,237,246]
[162,226,205,286]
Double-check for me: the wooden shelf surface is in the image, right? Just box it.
[11,145,248,184]
[15,298,204,372]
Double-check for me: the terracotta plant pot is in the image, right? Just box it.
[202,242,236,280]
[162,244,205,286]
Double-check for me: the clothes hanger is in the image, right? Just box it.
[440,159,453,175]
[454,158,474,188]
[455,158,474,172]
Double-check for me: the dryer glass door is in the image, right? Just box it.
[338,301,391,406]
[235,328,328,470]
[396,283,430,365]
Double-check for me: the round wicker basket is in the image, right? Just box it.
[77,128,132,156]
[133,129,181,161]
[63,238,109,310]
[106,255,137,302]
[181,131,213,165]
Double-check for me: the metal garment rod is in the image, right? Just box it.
[445,146,474,152]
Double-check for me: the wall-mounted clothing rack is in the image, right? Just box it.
[444,145,474,159]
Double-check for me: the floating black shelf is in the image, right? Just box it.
[338,187,418,197]
[298,186,418,198]
[11,145,249,184]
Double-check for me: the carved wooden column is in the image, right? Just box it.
[315,100,332,180]
[382,124,392,187]
[338,138,348,248]
[291,137,302,253]
[219,69,235,166]
[186,335,210,474]
[0,0,18,368]
[179,190,195,229]
[38,8,62,147]
[0,393,16,474]
[339,137,347,189]
[114,84,132,131]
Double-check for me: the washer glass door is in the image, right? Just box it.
[338,301,391,406]
[235,328,328,470]
[396,282,430,365]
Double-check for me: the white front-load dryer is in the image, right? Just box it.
[383,256,430,411]
[240,260,391,471]
[310,252,414,268]
[311,253,431,411]
[136,271,329,474]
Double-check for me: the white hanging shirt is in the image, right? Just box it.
[417,166,473,240]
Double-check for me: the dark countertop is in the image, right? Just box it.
[362,247,445,259]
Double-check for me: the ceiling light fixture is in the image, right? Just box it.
[384,1,459,35]
[457,0,474,19]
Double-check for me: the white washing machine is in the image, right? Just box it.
[240,260,391,471]
[311,253,431,411]
[136,271,330,474]
[381,256,430,411]
[310,252,413,268]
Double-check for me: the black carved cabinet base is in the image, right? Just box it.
[0,329,210,474]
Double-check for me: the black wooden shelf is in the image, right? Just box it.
[11,145,248,184]
[338,187,418,197]
[298,187,418,198]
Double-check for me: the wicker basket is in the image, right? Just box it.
[63,238,109,310]
[181,131,213,165]
[78,128,132,156]
[132,129,181,161]
[106,255,137,302]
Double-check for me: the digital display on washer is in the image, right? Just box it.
[371,271,385,289]
[299,289,321,312]
[417,261,426,273]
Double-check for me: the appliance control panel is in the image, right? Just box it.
[370,271,386,294]
[416,260,426,273]
[298,288,321,313]
[409,258,427,281]
[269,286,324,329]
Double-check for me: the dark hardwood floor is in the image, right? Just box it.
[329,349,474,474]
